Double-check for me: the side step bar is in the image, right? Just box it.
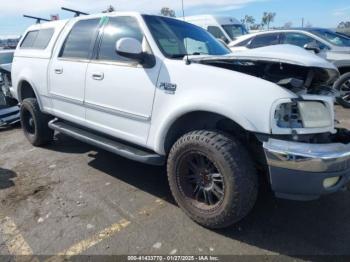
[48,120,165,166]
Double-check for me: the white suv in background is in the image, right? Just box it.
[181,15,248,44]
[229,28,350,107]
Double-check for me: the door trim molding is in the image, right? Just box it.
[85,101,151,122]
[47,93,151,122]
[48,92,83,105]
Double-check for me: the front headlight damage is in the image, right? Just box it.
[273,99,334,133]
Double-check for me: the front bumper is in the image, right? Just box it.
[263,139,350,200]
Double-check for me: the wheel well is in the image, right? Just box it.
[18,81,36,102]
[164,111,253,153]
[339,67,350,75]
[164,111,268,174]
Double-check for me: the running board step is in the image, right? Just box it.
[48,120,165,166]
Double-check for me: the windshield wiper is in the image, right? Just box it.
[169,53,208,59]
[169,52,209,59]
[169,54,187,58]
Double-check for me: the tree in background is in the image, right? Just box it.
[103,5,115,13]
[337,21,350,37]
[262,12,276,30]
[160,7,176,17]
[283,21,293,29]
[241,15,255,29]
[250,24,263,30]
[338,21,350,29]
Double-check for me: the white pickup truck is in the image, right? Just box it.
[11,12,350,229]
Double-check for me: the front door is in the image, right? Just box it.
[84,16,161,145]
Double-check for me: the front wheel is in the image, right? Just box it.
[167,130,258,229]
[334,72,350,108]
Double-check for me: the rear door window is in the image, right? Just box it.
[60,19,101,59]
[249,33,280,48]
[20,29,54,49]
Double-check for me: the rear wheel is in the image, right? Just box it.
[20,98,54,146]
[167,130,258,229]
[334,72,350,108]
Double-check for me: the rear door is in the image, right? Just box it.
[48,18,101,124]
[84,16,161,145]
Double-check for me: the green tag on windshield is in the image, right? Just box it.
[100,16,109,25]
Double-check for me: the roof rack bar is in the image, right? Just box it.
[23,15,50,24]
[61,7,89,17]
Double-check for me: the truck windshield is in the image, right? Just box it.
[310,29,350,47]
[222,24,248,39]
[0,52,14,65]
[143,15,230,59]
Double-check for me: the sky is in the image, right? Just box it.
[0,0,349,38]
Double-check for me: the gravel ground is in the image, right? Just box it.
[0,106,349,258]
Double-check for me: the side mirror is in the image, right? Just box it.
[116,38,144,62]
[304,42,320,54]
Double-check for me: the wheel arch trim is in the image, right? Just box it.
[17,78,43,110]
[151,107,258,155]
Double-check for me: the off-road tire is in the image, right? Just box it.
[20,98,54,146]
[167,130,258,229]
[334,72,350,108]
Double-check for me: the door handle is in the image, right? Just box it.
[92,72,104,81]
[54,68,63,74]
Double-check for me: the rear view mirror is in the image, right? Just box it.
[304,42,320,54]
[116,38,144,62]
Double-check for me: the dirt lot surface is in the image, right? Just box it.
[0,106,349,258]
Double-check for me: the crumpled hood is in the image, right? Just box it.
[187,44,338,70]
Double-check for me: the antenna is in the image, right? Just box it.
[181,0,190,65]
[23,15,50,24]
[61,7,89,17]
[181,0,186,19]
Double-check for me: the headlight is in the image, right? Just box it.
[275,101,332,129]
[298,101,332,128]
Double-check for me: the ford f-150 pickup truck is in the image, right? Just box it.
[11,12,350,229]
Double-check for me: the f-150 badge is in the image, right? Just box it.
[159,82,177,94]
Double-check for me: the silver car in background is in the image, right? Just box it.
[229,28,350,107]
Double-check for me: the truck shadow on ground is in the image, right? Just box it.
[0,167,16,190]
[45,133,96,154]
[46,134,350,257]
[220,191,350,256]
[87,149,350,256]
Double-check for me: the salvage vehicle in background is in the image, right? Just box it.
[0,49,19,126]
[229,28,350,108]
[11,13,350,228]
[181,15,248,44]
